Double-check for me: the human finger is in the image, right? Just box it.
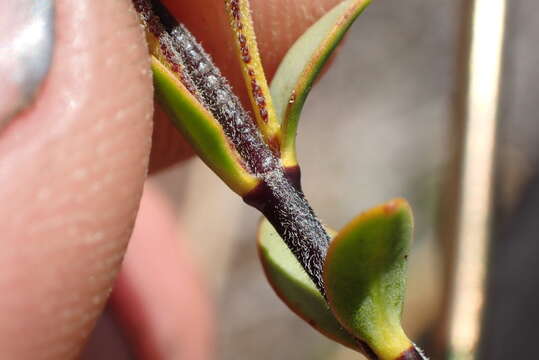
[0,0,153,358]
[111,182,214,360]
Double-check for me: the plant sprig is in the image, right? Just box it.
[133,1,428,359]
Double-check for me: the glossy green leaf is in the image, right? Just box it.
[324,199,414,360]
[270,0,371,167]
[152,58,259,196]
[257,217,361,351]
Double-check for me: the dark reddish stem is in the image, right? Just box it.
[243,170,330,295]
[134,0,331,295]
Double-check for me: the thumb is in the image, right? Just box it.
[0,0,153,358]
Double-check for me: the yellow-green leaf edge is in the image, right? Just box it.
[152,58,259,196]
[270,0,371,167]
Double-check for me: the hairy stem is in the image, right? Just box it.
[244,169,330,295]
[134,0,331,293]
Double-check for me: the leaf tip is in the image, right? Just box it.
[382,198,409,215]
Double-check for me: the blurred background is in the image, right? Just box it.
[85,0,538,358]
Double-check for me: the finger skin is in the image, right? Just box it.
[0,0,153,358]
[111,182,214,360]
[150,0,342,172]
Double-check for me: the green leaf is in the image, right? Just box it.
[324,199,414,360]
[257,217,361,351]
[152,58,259,196]
[270,0,371,167]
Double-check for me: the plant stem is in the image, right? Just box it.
[135,0,332,294]
[244,168,330,295]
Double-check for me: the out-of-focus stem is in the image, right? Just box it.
[438,0,506,358]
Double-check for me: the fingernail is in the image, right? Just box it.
[0,0,55,129]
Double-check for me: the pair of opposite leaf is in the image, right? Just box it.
[133,0,427,359]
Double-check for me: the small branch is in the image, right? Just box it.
[134,0,331,293]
